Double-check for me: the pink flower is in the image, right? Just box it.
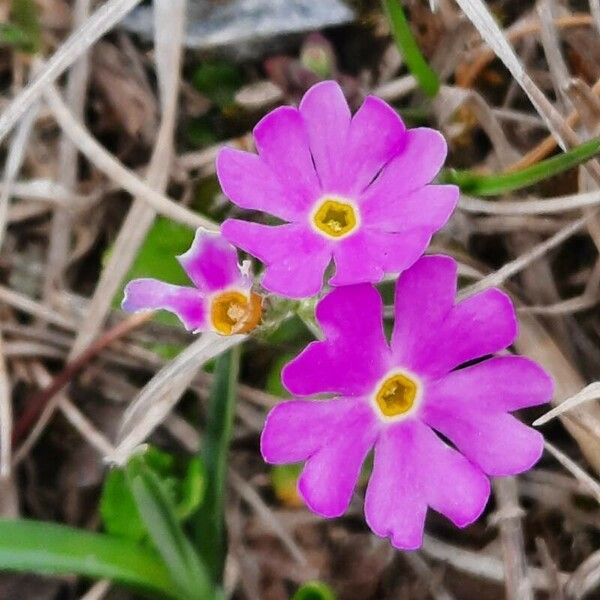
[217,80,458,299]
[260,256,553,549]
[122,229,262,335]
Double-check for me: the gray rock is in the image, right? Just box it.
[123,0,354,58]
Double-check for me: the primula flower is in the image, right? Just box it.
[217,80,458,298]
[261,256,553,549]
[122,230,262,335]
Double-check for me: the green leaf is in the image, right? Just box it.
[195,346,241,583]
[293,581,337,600]
[177,457,207,521]
[100,447,206,542]
[0,519,178,599]
[441,136,600,196]
[111,216,195,330]
[100,468,146,542]
[0,0,41,53]
[382,0,439,97]
[126,458,216,600]
[192,61,242,108]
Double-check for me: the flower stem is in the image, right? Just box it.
[194,346,241,583]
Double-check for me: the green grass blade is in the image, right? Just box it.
[127,460,216,600]
[0,519,178,599]
[195,346,241,583]
[441,136,600,195]
[382,0,440,97]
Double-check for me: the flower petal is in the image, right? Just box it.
[391,256,457,360]
[329,228,433,287]
[392,258,518,377]
[365,420,490,550]
[426,356,554,413]
[364,422,428,550]
[253,106,321,210]
[363,128,448,198]
[340,95,406,195]
[297,401,378,518]
[413,288,517,377]
[260,396,369,464]
[283,284,390,396]
[329,232,384,286]
[299,81,351,191]
[422,403,544,476]
[122,279,206,331]
[177,229,247,294]
[216,147,308,221]
[221,219,330,298]
[361,185,458,233]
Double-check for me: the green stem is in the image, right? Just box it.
[0,519,178,599]
[382,0,440,97]
[441,136,600,195]
[195,346,241,583]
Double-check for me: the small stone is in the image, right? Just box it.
[123,0,354,59]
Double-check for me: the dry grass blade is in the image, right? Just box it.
[537,0,571,110]
[591,0,600,34]
[44,0,92,301]
[493,478,533,600]
[0,103,39,250]
[544,442,600,501]
[404,553,456,600]
[454,0,600,171]
[110,333,245,465]
[69,0,188,358]
[460,190,600,215]
[79,580,111,600]
[564,548,600,599]
[516,313,600,473]
[534,382,600,426]
[421,535,569,590]
[461,214,589,295]
[43,83,215,230]
[0,284,75,330]
[0,333,11,479]
[0,0,143,144]
[229,470,308,567]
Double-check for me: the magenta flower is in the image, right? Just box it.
[261,256,553,549]
[122,229,262,335]
[217,80,458,298]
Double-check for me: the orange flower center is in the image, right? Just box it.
[374,373,419,418]
[312,197,358,239]
[210,291,262,335]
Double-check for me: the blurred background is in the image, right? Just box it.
[1,0,600,598]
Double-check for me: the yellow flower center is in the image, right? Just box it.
[374,373,419,418]
[312,197,358,239]
[210,290,262,335]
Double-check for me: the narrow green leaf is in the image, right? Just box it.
[127,459,215,600]
[195,346,241,583]
[0,519,178,599]
[101,447,205,542]
[441,136,600,196]
[382,0,440,97]
[100,468,146,542]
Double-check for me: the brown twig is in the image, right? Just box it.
[11,311,152,445]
